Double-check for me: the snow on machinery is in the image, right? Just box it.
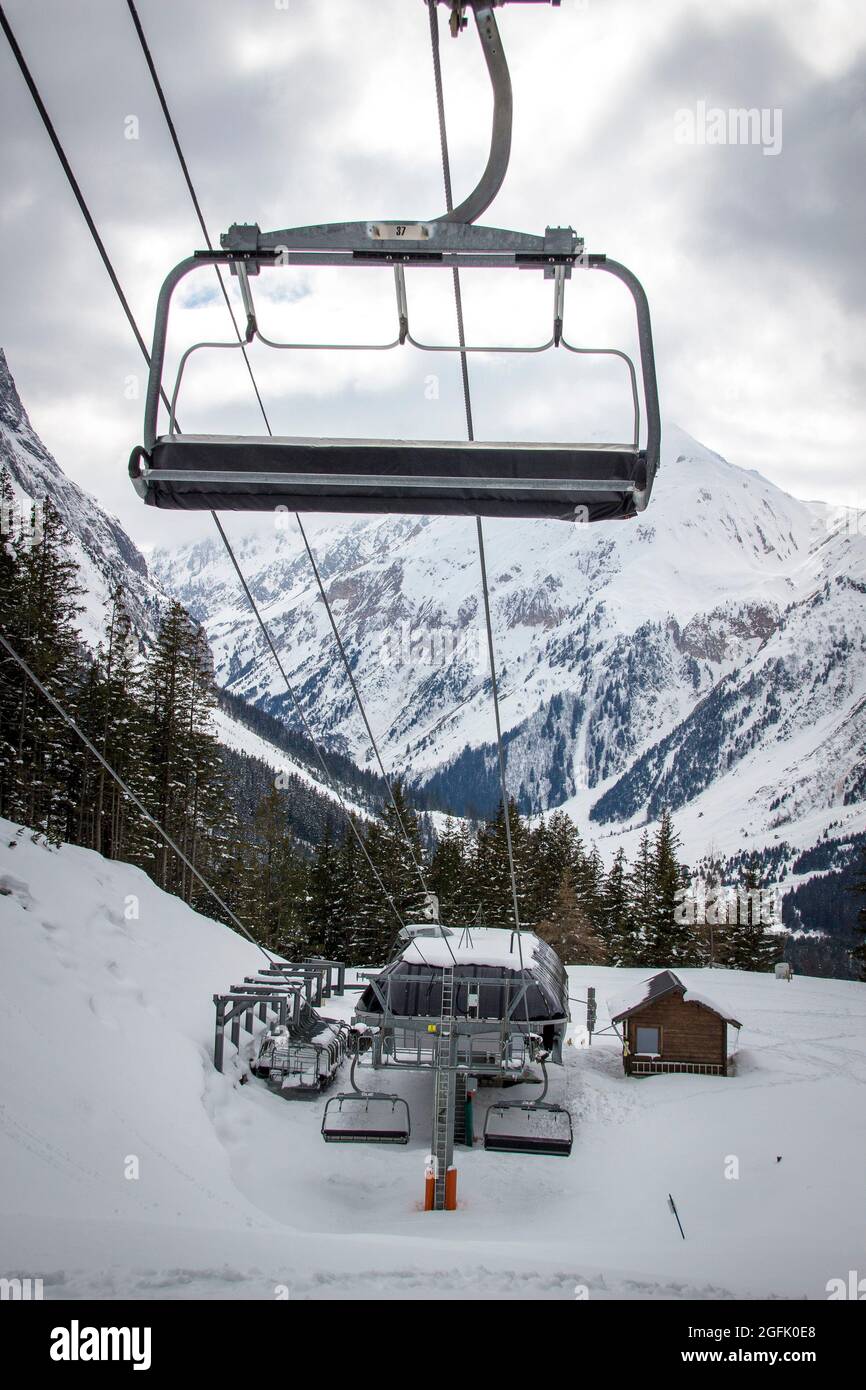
[321,920,574,1163]
[212,959,352,1096]
[251,1017,351,1097]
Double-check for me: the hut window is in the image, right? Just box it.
[635,1026,661,1056]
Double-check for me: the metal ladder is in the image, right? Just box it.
[432,966,457,1210]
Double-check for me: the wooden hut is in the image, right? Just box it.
[608,970,741,1077]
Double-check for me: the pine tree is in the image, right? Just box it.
[351,819,398,964]
[139,603,235,911]
[476,797,528,927]
[537,866,607,965]
[430,817,471,925]
[625,829,655,965]
[1,496,85,840]
[526,811,585,925]
[304,817,343,957]
[850,844,866,981]
[578,843,606,927]
[646,809,699,965]
[71,588,146,860]
[377,779,426,910]
[0,468,26,815]
[246,783,308,955]
[600,846,636,964]
[720,853,781,972]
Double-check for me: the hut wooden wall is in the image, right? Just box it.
[625,996,728,1070]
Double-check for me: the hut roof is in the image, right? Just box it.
[608,970,741,1027]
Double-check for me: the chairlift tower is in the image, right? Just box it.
[431,966,459,1210]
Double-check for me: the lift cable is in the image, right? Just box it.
[124,0,273,432]
[125,0,438,920]
[0,3,407,939]
[426,1,524,958]
[0,632,290,975]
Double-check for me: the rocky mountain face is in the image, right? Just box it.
[150,426,865,881]
[0,349,379,833]
[3,345,863,934]
[0,348,164,647]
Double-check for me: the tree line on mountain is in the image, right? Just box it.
[0,482,251,916]
[1,474,862,979]
[298,794,786,970]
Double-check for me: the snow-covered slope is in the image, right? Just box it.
[152,426,866,867]
[2,821,865,1300]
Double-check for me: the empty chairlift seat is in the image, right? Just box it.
[321,1092,411,1144]
[483,1100,573,1157]
[129,226,660,526]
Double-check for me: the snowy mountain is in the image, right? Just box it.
[0,348,164,647]
[1,818,864,1300]
[3,338,862,892]
[151,427,866,875]
[0,349,378,831]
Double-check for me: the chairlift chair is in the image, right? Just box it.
[320,1055,411,1144]
[482,1059,573,1156]
[129,0,660,524]
[321,1091,411,1144]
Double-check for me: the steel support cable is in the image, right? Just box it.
[126,0,437,924]
[124,0,273,432]
[427,0,524,959]
[0,633,285,974]
[0,6,406,940]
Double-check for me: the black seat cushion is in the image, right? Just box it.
[143,434,645,522]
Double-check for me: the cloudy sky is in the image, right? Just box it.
[1,0,864,551]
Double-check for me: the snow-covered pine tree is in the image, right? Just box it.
[720,853,782,972]
[429,816,469,925]
[625,828,655,965]
[1,495,85,841]
[850,844,866,981]
[475,797,528,928]
[646,809,699,965]
[72,588,146,860]
[600,846,635,964]
[536,865,607,965]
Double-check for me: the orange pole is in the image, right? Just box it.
[444,1166,458,1211]
[424,1171,435,1211]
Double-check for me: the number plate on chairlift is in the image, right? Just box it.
[368,223,430,240]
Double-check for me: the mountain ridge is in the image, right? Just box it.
[149,426,866,880]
